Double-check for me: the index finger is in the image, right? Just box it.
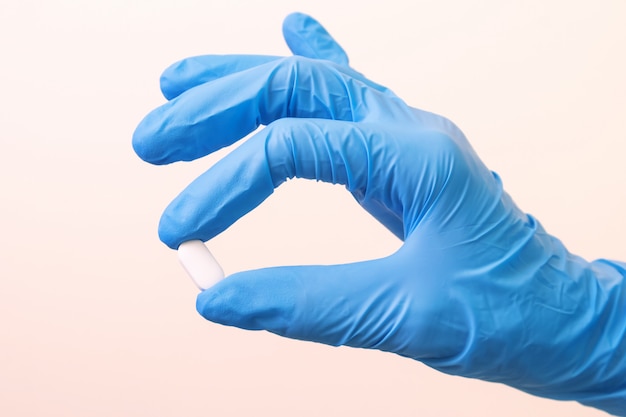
[157,118,405,249]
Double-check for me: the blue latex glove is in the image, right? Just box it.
[133,13,626,415]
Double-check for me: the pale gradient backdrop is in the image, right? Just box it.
[1,0,624,416]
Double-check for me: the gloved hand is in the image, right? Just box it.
[133,13,626,415]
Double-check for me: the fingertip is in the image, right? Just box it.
[132,114,166,165]
[157,191,213,250]
[195,282,224,323]
[282,11,310,31]
[159,62,182,100]
[159,57,204,100]
[195,270,295,332]
[157,213,180,250]
[195,279,241,327]
[131,123,149,161]
[282,12,349,66]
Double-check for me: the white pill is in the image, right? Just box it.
[177,240,225,290]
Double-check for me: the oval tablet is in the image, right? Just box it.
[177,240,225,290]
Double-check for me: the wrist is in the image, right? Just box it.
[572,258,626,415]
[424,214,626,415]
[513,226,626,414]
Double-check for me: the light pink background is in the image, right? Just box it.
[1,1,624,415]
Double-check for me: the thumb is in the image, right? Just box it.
[196,258,402,349]
[282,12,350,66]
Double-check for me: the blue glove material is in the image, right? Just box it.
[133,12,626,415]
